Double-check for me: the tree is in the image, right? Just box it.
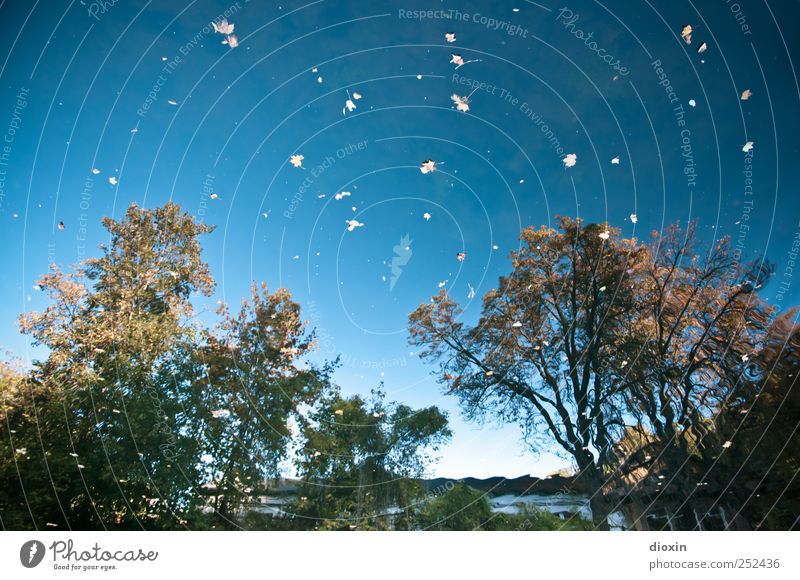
[408,217,775,529]
[293,387,451,530]
[1,202,454,531]
[409,217,647,528]
[0,360,65,530]
[617,223,770,456]
[195,283,333,526]
[0,203,339,530]
[4,203,215,529]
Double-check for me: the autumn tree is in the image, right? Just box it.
[617,223,771,454]
[408,217,776,529]
[409,217,647,528]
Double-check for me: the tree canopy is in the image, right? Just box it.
[2,206,796,531]
[409,217,783,529]
[292,387,451,530]
[0,203,449,530]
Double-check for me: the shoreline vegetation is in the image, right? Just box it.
[1,203,797,531]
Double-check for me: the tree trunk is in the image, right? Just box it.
[580,462,611,530]
[589,492,611,530]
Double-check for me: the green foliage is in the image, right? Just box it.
[485,504,594,531]
[292,387,451,530]
[0,202,452,530]
[195,283,332,526]
[4,203,216,529]
[0,204,365,529]
[412,482,592,530]
[414,483,492,530]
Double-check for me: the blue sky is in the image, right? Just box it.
[0,0,799,478]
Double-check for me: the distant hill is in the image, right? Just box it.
[257,474,586,498]
[422,474,586,497]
